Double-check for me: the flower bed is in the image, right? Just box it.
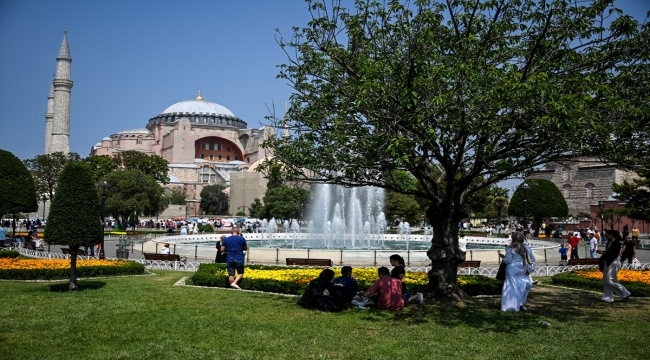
[0,258,145,280]
[190,264,501,296]
[0,250,19,259]
[551,269,650,297]
[11,232,43,238]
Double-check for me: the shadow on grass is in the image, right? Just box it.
[49,281,107,292]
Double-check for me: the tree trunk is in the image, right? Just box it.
[12,213,17,240]
[69,244,79,291]
[426,205,466,299]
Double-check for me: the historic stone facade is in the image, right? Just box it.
[526,158,640,215]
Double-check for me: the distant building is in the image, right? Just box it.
[44,31,73,154]
[526,158,640,215]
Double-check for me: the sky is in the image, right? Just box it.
[1,0,648,192]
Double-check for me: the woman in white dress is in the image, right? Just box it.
[500,232,536,311]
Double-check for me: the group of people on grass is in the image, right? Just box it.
[297,254,424,312]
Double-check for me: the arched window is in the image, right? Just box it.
[247,157,250,163]
[200,154,205,159]
[562,167,571,181]
[209,154,214,160]
[218,155,222,160]
[586,184,594,198]
[234,156,239,161]
[564,185,572,199]
[226,155,230,161]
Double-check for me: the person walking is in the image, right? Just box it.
[567,232,584,259]
[500,232,536,312]
[596,230,631,302]
[220,229,248,289]
[215,235,227,263]
[588,231,598,258]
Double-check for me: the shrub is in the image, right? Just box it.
[551,269,650,297]
[0,259,144,280]
[189,264,502,296]
[0,250,19,258]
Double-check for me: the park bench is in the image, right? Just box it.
[457,260,481,268]
[567,258,599,266]
[143,253,186,262]
[61,248,85,256]
[286,258,333,267]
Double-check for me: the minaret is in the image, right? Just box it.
[50,30,73,153]
[44,83,54,153]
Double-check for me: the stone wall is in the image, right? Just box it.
[229,172,268,216]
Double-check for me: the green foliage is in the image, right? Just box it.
[552,269,650,297]
[24,151,80,201]
[196,223,214,233]
[82,155,117,183]
[163,186,187,205]
[44,162,102,247]
[0,260,145,280]
[613,170,650,223]
[249,198,265,219]
[235,211,246,216]
[0,149,38,218]
[261,186,310,219]
[508,179,568,223]
[0,250,19,258]
[103,170,165,226]
[385,191,422,224]
[113,150,170,184]
[200,184,229,215]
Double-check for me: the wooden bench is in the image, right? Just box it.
[567,258,599,266]
[61,248,85,256]
[143,253,185,262]
[457,260,481,268]
[286,258,333,267]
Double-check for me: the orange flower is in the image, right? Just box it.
[0,258,128,270]
[575,269,650,285]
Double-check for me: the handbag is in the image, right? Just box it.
[632,257,641,269]
[496,262,506,281]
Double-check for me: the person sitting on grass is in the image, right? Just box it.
[332,266,359,303]
[389,254,423,305]
[357,267,404,311]
[297,269,346,312]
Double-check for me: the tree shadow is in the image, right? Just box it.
[49,281,107,292]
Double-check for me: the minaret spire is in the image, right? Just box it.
[196,88,203,100]
[282,102,290,140]
[50,30,73,153]
[44,82,55,153]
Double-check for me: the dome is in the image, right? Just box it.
[102,137,112,141]
[162,99,234,117]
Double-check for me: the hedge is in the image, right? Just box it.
[0,250,19,258]
[551,270,650,297]
[190,263,502,296]
[0,260,145,280]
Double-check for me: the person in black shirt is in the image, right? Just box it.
[596,230,631,302]
[389,254,423,305]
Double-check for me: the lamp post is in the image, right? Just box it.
[518,182,532,235]
[98,181,110,260]
[598,201,604,233]
[609,205,614,230]
[133,206,137,231]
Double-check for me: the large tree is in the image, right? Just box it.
[24,152,80,202]
[0,149,38,238]
[508,179,568,234]
[612,170,650,223]
[83,155,118,182]
[263,0,649,297]
[113,150,170,184]
[103,170,165,227]
[200,184,229,215]
[44,162,102,291]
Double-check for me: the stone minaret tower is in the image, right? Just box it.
[50,30,73,153]
[44,83,54,153]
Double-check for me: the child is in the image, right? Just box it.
[558,243,568,265]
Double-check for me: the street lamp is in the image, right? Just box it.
[598,201,604,234]
[133,206,137,231]
[609,205,614,230]
[518,182,532,234]
[98,181,110,260]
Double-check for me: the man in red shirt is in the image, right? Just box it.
[567,232,584,259]
[359,267,404,310]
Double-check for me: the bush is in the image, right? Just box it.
[190,264,502,296]
[197,223,214,233]
[0,260,145,280]
[551,270,650,297]
[0,250,19,258]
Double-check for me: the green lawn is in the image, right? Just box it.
[1,271,648,359]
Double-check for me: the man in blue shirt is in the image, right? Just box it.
[0,226,6,244]
[220,229,248,289]
[332,266,358,302]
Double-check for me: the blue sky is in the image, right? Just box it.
[1,0,648,192]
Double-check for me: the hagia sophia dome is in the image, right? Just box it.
[146,90,246,129]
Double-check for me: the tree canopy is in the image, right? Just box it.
[113,150,170,184]
[103,170,165,226]
[200,184,229,215]
[24,152,80,201]
[0,149,38,235]
[83,155,118,182]
[163,187,187,206]
[508,178,568,233]
[263,0,649,297]
[613,170,650,223]
[254,186,310,220]
[43,162,102,290]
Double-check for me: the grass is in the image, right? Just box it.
[0,271,648,359]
